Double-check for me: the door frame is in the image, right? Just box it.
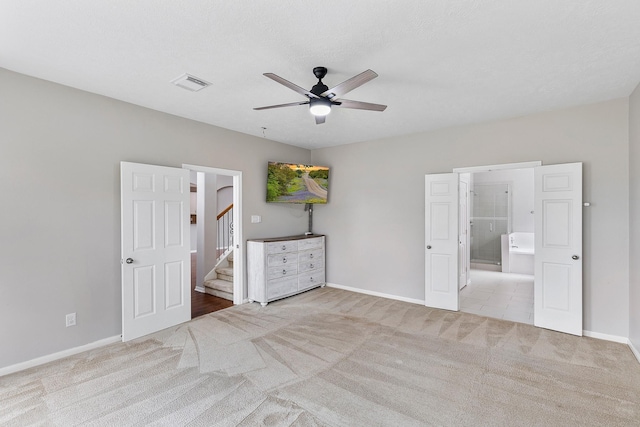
[183,164,244,305]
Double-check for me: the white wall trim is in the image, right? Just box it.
[0,335,121,377]
[628,340,640,364]
[582,330,628,344]
[194,285,205,293]
[453,161,542,173]
[326,283,424,305]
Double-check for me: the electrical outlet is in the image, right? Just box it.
[66,312,76,327]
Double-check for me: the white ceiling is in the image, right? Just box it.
[2,1,640,150]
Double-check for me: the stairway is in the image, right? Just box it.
[203,250,234,301]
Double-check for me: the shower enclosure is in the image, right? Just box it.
[470,183,510,265]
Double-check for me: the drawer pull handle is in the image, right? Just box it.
[310,254,314,259]
[283,258,287,263]
[282,245,286,250]
[282,269,286,275]
[310,264,314,268]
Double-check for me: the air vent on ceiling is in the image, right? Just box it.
[171,73,211,92]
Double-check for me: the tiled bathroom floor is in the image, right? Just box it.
[460,269,534,324]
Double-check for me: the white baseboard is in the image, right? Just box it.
[582,330,628,344]
[0,335,121,377]
[326,282,424,305]
[194,286,205,293]
[628,339,640,364]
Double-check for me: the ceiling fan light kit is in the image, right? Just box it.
[309,98,331,116]
[255,66,387,124]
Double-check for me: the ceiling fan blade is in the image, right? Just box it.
[321,69,378,99]
[315,115,326,125]
[253,101,309,111]
[263,73,319,99]
[334,99,387,112]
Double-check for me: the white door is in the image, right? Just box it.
[534,163,582,336]
[121,162,191,341]
[458,173,470,289]
[425,173,459,311]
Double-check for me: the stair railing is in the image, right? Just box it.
[217,203,233,262]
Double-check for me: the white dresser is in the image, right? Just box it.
[247,234,325,306]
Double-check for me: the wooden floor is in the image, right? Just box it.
[192,288,233,318]
[191,252,233,319]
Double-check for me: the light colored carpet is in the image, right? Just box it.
[2,287,640,426]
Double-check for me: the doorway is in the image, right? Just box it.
[461,168,534,324]
[425,161,583,336]
[184,164,244,308]
[121,162,243,342]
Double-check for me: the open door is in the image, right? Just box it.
[425,173,459,311]
[534,163,582,336]
[121,162,191,341]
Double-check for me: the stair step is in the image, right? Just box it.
[204,279,233,294]
[217,273,233,282]
[216,266,234,277]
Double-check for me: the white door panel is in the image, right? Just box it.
[121,162,191,342]
[425,173,459,311]
[534,163,582,336]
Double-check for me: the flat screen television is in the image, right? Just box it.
[267,162,329,204]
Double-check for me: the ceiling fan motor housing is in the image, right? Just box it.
[313,67,328,80]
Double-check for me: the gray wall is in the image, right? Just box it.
[312,99,630,338]
[0,69,311,369]
[630,82,640,352]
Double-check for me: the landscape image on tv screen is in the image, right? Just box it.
[267,162,329,204]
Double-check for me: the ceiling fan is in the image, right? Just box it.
[254,67,387,124]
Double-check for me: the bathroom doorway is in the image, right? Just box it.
[425,161,583,335]
[461,168,534,324]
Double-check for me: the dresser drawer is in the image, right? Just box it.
[299,260,322,273]
[267,241,297,254]
[267,277,298,299]
[297,237,323,251]
[267,253,298,266]
[298,249,322,264]
[267,265,298,280]
[298,270,325,290]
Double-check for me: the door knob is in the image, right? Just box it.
[126,258,134,264]
[427,245,432,249]
[572,255,579,260]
